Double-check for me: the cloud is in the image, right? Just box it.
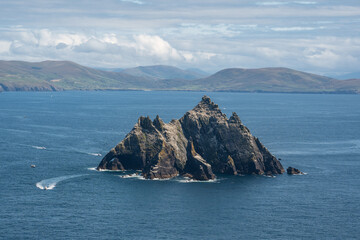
[1,27,360,75]
[75,38,109,53]
[0,27,204,66]
[293,1,317,4]
[256,2,289,6]
[302,40,360,70]
[271,26,325,31]
[0,40,11,53]
[2,28,88,48]
[166,24,260,38]
[56,43,68,49]
[0,0,359,75]
[133,34,182,61]
[256,1,317,6]
[121,0,144,5]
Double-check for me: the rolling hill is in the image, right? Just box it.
[0,60,359,93]
[335,72,360,80]
[178,67,360,93]
[0,60,155,91]
[121,65,206,80]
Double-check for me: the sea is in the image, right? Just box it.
[0,91,359,239]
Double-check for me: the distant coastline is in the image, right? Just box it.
[1,60,359,94]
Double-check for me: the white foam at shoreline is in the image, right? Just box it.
[117,174,220,182]
[36,174,86,190]
[264,175,276,178]
[292,172,308,176]
[119,173,146,180]
[176,177,219,183]
[92,167,142,173]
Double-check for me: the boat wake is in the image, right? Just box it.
[36,174,87,190]
[32,145,46,150]
[96,168,124,172]
[88,153,102,156]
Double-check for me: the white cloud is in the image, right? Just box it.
[0,26,360,75]
[256,2,289,6]
[256,47,287,59]
[166,24,258,37]
[75,38,109,53]
[256,1,317,6]
[121,0,144,5]
[2,28,88,48]
[133,34,182,61]
[271,26,325,31]
[0,40,11,53]
[0,0,359,76]
[293,1,317,4]
[302,40,360,70]
[0,27,204,66]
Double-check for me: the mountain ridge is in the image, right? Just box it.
[180,67,341,93]
[0,60,359,94]
[121,65,206,80]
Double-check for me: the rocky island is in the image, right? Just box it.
[287,167,304,175]
[97,96,285,180]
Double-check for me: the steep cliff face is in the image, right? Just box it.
[97,96,284,180]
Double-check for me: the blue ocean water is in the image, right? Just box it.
[0,91,359,239]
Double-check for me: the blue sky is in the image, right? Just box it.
[0,0,359,76]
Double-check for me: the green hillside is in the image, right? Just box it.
[121,65,206,80]
[0,60,156,91]
[179,68,360,93]
[1,60,359,94]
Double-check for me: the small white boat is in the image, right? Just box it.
[31,164,36,168]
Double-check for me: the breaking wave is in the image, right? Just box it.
[119,173,146,180]
[176,177,219,183]
[115,173,220,182]
[36,174,87,190]
[264,175,277,178]
[290,172,308,176]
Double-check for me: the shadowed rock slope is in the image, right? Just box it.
[97,96,284,180]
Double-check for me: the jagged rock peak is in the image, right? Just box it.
[138,116,156,131]
[194,95,220,111]
[97,96,285,180]
[153,115,164,131]
[229,112,242,124]
[201,95,212,104]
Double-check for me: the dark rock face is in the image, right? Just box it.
[287,167,304,175]
[97,96,284,180]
